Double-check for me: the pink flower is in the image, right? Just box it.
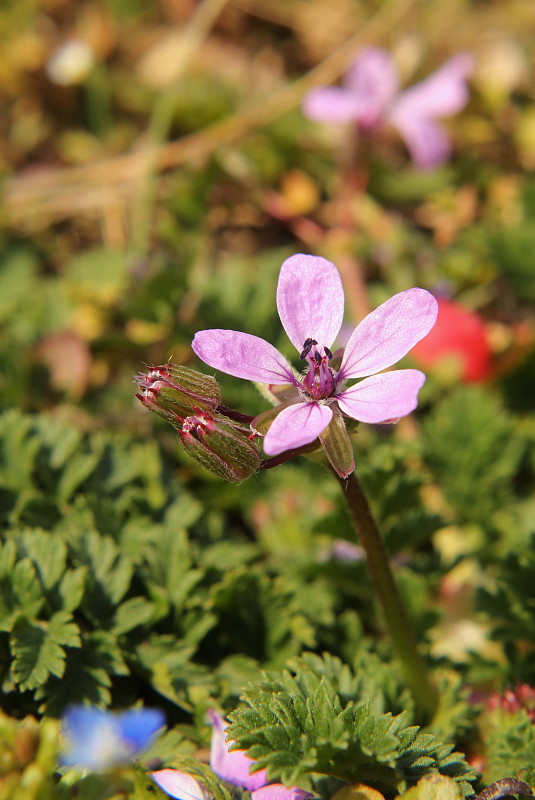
[302,48,474,169]
[152,770,211,800]
[208,711,312,800]
[207,709,268,790]
[192,254,438,474]
[153,711,312,800]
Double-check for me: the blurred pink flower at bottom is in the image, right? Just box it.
[208,711,313,800]
[153,711,313,800]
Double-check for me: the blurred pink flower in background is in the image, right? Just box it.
[303,47,474,169]
[411,297,493,383]
[485,683,535,722]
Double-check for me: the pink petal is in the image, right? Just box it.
[390,115,451,169]
[252,786,314,800]
[151,770,210,800]
[344,47,399,129]
[208,710,268,791]
[338,289,438,379]
[389,54,473,168]
[391,53,474,121]
[302,87,365,124]
[276,254,344,353]
[263,402,332,455]
[336,369,426,423]
[192,330,296,385]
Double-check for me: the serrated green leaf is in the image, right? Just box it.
[48,611,81,648]
[35,630,129,713]
[520,767,535,788]
[19,528,67,590]
[59,567,87,612]
[227,654,476,795]
[76,531,133,619]
[0,558,45,630]
[11,612,80,691]
[57,451,101,503]
[113,596,156,635]
[482,709,535,784]
[43,421,84,469]
[0,411,40,492]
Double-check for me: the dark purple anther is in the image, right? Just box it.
[299,338,318,360]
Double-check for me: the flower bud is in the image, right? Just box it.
[135,364,221,424]
[319,412,355,478]
[180,414,260,483]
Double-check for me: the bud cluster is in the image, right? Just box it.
[135,364,260,483]
[180,414,260,483]
[135,363,221,424]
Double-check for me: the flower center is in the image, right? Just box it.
[300,339,336,400]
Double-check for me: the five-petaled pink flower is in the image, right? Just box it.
[152,711,312,800]
[192,254,438,476]
[302,47,474,169]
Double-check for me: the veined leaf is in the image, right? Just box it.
[227,654,476,795]
[11,612,80,691]
[0,557,44,631]
[113,596,156,635]
[19,528,67,590]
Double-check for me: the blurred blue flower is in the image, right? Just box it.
[61,706,165,770]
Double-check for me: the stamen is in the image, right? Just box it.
[300,338,318,360]
[302,343,336,400]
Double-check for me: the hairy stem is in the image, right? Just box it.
[260,441,320,470]
[216,405,256,424]
[335,470,438,719]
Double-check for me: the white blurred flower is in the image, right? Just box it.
[46,39,94,86]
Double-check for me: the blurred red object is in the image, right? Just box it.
[411,297,493,383]
[486,683,535,722]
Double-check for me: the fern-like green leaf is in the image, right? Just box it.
[482,710,535,784]
[0,553,45,631]
[227,654,476,796]
[11,612,80,691]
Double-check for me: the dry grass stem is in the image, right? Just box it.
[4,0,417,230]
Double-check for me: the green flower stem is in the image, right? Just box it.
[335,469,438,719]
